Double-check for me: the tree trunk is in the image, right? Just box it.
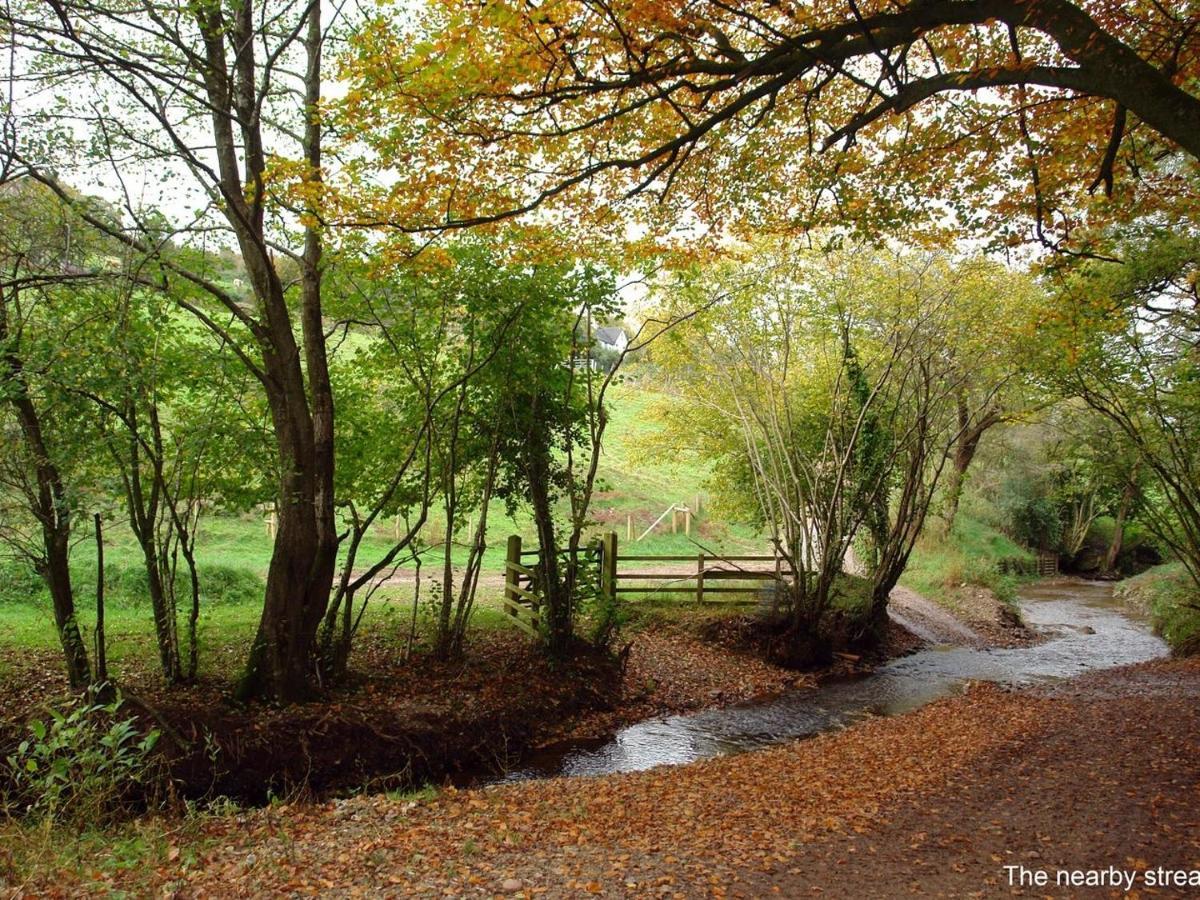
[1,300,91,690]
[942,454,969,533]
[120,422,182,682]
[1103,466,1138,575]
[93,513,108,686]
[528,447,573,655]
[140,543,180,681]
[179,521,202,681]
[22,448,90,688]
[943,396,999,533]
[236,418,338,701]
[776,568,834,669]
[221,0,338,703]
[43,519,91,690]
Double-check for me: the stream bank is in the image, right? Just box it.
[0,573,1030,806]
[28,655,1198,897]
[0,593,936,805]
[6,578,1180,896]
[504,578,1164,780]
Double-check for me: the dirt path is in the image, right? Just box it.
[371,559,784,596]
[741,660,1200,898]
[35,656,1197,898]
[887,584,987,646]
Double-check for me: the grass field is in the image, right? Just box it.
[34,382,755,574]
[2,382,1043,673]
[0,383,767,671]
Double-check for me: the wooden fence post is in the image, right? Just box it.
[626,514,632,542]
[684,507,692,536]
[697,551,705,603]
[601,531,618,604]
[505,535,522,617]
[671,507,678,534]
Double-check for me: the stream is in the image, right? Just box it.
[503,579,1168,781]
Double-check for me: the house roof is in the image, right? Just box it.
[594,326,627,345]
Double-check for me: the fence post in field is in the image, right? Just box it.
[684,506,692,536]
[601,531,618,605]
[505,534,522,618]
[697,551,705,603]
[626,514,632,542]
[671,507,678,534]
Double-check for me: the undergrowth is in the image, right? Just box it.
[904,514,1034,611]
[1116,563,1200,654]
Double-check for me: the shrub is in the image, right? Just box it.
[1117,564,1200,655]
[0,558,47,606]
[66,561,263,609]
[3,693,161,827]
[1006,495,1062,551]
[198,564,262,606]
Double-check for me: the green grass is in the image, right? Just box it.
[8,383,758,580]
[0,383,772,675]
[594,385,712,504]
[1116,562,1200,654]
[902,514,1034,610]
[382,784,440,804]
[0,810,228,894]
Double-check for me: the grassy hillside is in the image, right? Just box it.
[902,514,1034,610]
[0,384,769,663]
[1116,563,1200,654]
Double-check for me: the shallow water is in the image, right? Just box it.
[503,579,1168,781]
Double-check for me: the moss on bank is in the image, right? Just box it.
[1116,563,1200,654]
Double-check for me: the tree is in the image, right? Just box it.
[7,0,343,701]
[1102,459,1143,575]
[0,178,261,685]
[316,242,528,669]
[830,250,1037,626]
[931,264,1047,531]
[489,262,628,656]
[654,240,1036,655]
[653,245,905,664]
[76,279,254,684]
[0,180,98,689]
[1045,229,1200,587]
[339,0,1200,254]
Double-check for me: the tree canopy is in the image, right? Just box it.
[338,0,1200,255]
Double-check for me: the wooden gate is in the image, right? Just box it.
[502,534,616,636]
[1036,551,1059,577]
[502,532,792,636]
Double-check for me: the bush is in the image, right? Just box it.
[0,558,46,606]
[1116,563,1200,654]
[904,515,1033,609]
[198,564,262,606]
[76,561,263,609]
[1006,495,1062,551]
[3,693,161,826]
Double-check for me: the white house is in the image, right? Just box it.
[593,326,629,354]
